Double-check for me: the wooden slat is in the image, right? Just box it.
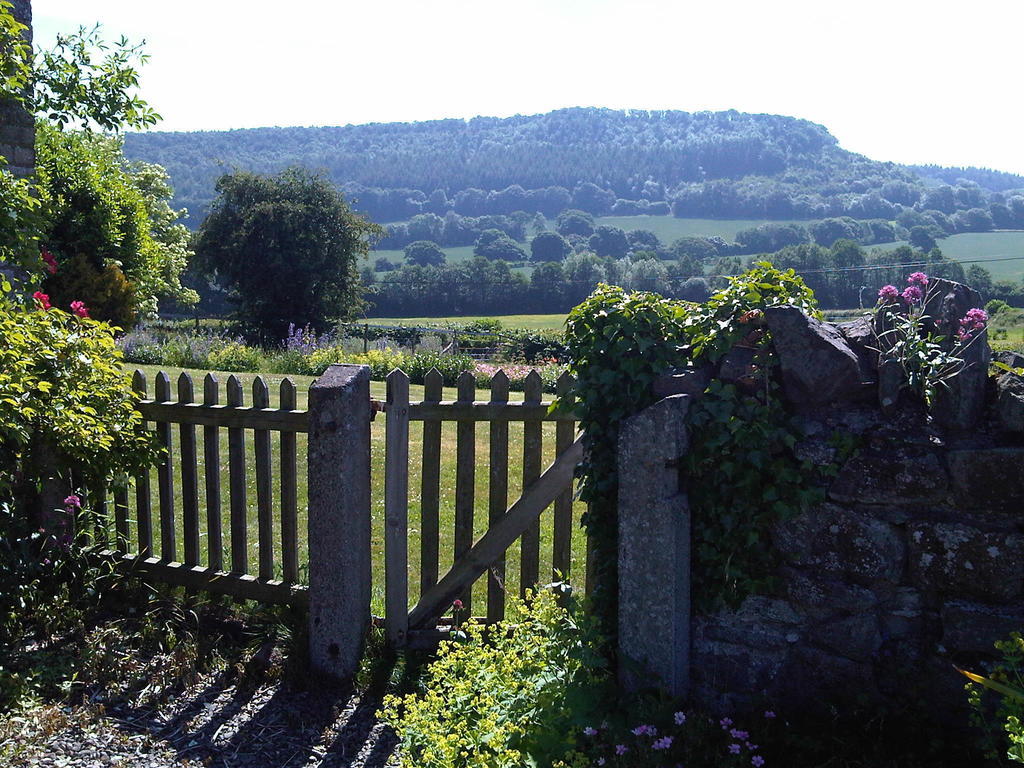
[98,550,308,608]
[279,379,299,583]
[385,369,410,647]
[178,373,200,567]
[136,401,308,431]
[155,372,176,562]
[227,375,248,573]
[408,401,572,422]
[520,370,543,596]
[552,372,575,581]
[454,370,476,613]
[408,437,584,630]
[91,480,108,547]
[113,484,129,553]
[203,374,223,571]
[253,377,274,581]
[487,371,510,623]
[419,368,443,596]
[132,371,153,557]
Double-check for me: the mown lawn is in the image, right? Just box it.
[363,313,567,331]
[123,364,587,617]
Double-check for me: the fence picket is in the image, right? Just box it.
[91,480,108,547]
[178,373,200,567]
[227,375,248,573]
[454,370,476,612]
[113,484,129,552]
[132,371,153,557]
[155,372,176,562]
[520,370,543,595]
[280,378,299,583]
[203,374,223,571]
[385,369,410,647]
[419,368,443,596]
[253,377,274,580]
[553,372,575,581]
[487,370,510,623]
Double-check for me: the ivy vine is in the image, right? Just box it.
[563,263,827,631]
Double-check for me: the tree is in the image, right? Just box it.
[194,168,383,340]
[670,237,717,262]
[404,240,446,267]
[555,209,595,237]
[908,226,937,252]
[530,231,571,262]
[473,230,526,261]
[588,225,629,258]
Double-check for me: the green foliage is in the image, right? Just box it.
[0,280,156,500]
[194,168,384,341]
[964,633,1024,764]
[380,588,610,768]
[564,263,822,626]
[0,2,31,102]
[206,341,264,373]
[0,164,45,273]
[988,299,1011,316]
[31,23,160,132]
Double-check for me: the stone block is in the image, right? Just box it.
[765,306,868,407]
[618,395,690,698]
[880,587,925,641]
[697,596,802,649]
[778,647,875,706]
[829,448,948,505]
[810,613,883,662]
[837,315,879,380]
[996,373,1024,433]
[908,522,1024,603]
[783,569,878,620]
[652,364,711,400]
[307,365,372,682]
[947,448,1024,512]
[773,503,904,586]
[941,601,1024,654]
[691,638,787,696]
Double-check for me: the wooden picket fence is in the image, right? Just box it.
[382,367,580,647]
[104,370,309,606]
[93,365,584,648]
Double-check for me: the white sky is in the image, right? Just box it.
[30,0,1024,175]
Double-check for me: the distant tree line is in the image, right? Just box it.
[122,108,1024,229]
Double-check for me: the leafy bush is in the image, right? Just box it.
[380,588,608,768]
[987,299,1011,316]
[206,341,263,372]
[964,632,1024,764]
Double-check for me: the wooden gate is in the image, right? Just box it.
[381,367,583,648]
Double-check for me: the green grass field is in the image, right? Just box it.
[363,314,567,331]
[868,231,1024,282]
[125,364,587,617]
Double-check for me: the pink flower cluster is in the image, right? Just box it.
[956,308,988,343]
[879,271,930,306]
[41,248,58,275]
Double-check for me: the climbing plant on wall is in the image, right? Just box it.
[563,263,826,632]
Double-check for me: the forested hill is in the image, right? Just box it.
[121,107,1023,227]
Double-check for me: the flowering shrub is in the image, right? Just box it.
[206,341,264,372]
[873,271,988,405]
[379,588,609,768]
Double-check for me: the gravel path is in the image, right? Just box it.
[1,670,398,768]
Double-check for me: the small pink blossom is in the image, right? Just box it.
[720,717,733,729]
[730,728,749,740]
[33,291,51,310]
[878,285,899,302]
[452,599,463,610]
[631,724,656,736]
[652,736,673,750]
[63,495,82,510]
[907,271,929,286]
[752,757,766,767]
[615,744,628,755]
[583,726,597,737]
[673,711,686,725]
[729,743,742,754]
[41,248,58,275]
[901,285,923,304]
[70,300,90,318]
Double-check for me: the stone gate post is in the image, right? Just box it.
[308,364,372,681]
[617,394,691,698]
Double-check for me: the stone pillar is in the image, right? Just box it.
[308,364,372,682]
[617,394,691,698]
[0,0,35,178]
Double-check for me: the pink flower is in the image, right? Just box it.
[32,291,51,310]
[752,757,766,767]
[907,271,929,286]
[956,307,988,342]
[730,729,750,740]
[583,727,597,737]
[673,711,686,725]
[652,736,673,750]
[615,745,628,755]
[631,724,656,736]
[729,744,742,754]
[877,285,899,302]
[901,285,923,304]
[41,248,58,275]
[70,300,90,318]
[452,599,463,611]
[63,495,82,510]
[720,717,733,729]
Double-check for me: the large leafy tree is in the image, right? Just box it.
[195,168,383,340]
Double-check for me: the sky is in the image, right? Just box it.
[30,0,1024,175]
